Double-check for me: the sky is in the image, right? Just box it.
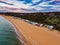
[0,0,60,13]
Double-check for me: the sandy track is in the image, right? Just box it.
[3,15,60,45]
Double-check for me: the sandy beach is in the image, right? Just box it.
[2,15,60,45]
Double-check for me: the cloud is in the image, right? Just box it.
[32,0,41,4]
[0,0,60,13]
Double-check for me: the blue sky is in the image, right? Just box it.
[0,0,60,13]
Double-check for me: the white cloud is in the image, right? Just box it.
[32,0,41,4]
[34,6,45,10]
[0,0,60,13]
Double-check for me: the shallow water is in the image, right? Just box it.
[0,16,21,45]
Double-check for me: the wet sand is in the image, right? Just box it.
[3,15,60,45]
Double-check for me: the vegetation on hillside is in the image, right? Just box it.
[0,12,60,31]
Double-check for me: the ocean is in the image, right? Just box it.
[0,16,21,45]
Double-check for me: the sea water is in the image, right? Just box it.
[0,16,21,45]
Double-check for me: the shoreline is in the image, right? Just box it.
[2,15,60,45]
[2,16,26,45]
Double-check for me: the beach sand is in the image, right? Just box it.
[2,15,60,45]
